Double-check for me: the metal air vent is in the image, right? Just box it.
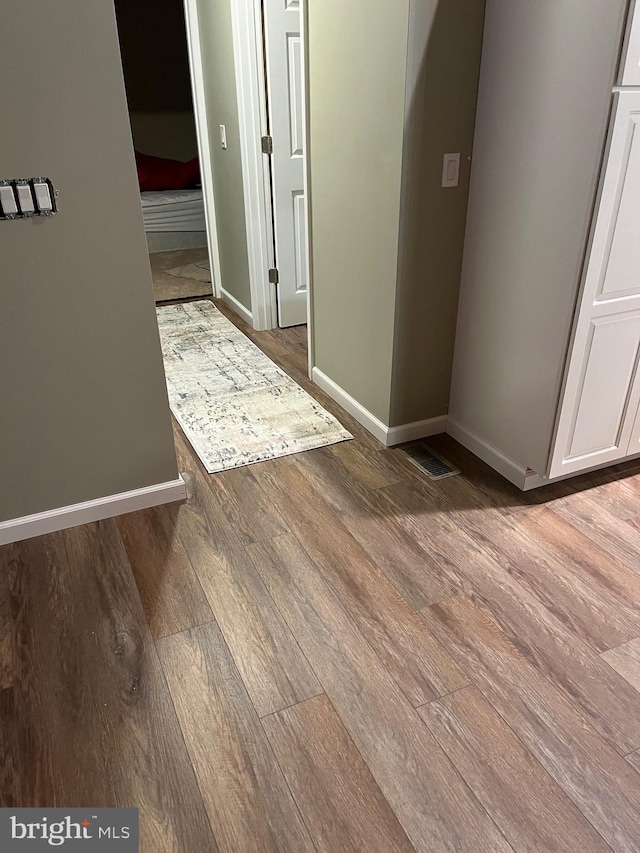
[402,443,460,480]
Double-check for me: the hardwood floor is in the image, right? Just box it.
[2,298,640,851]
[261,694,414,853]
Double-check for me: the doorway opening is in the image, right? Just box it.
[114,0,311,337]
[114,0,214,305]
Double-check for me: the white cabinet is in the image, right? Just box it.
[549,92,640,477]
[449,0,639,490]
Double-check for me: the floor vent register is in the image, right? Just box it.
[402,443,461,480]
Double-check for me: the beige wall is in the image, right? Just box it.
[308,0,485,429]
[0,0,178,523]
[197,0,252,312]
[390,0,485,426]
[309,0,411,423]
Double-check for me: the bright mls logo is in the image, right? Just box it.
[0,809,138,851]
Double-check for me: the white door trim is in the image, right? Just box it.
[301,0,315,375]
[229,0,278,330]
[183,0,223,298]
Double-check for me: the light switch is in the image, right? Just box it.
[0,177,56,219]
[442,153,461,188]
[33,181,53,212]
[0,184,18,217]
[16,183,35,214]
[220,124,227,149]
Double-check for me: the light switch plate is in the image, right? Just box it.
[442,153,460,188]
[0,177,57,219]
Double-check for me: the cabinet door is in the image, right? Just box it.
[550,92,640,477]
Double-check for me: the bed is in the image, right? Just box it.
[140,189,207,253]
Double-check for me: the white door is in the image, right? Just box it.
[550,92,640,477]
[263,0,307,327]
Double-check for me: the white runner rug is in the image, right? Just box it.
[156,300,352,473]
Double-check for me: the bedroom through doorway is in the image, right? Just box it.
[114,0,213,305]
[114,0,313,337]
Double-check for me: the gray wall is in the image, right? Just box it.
[0,0,178,523]
[309,0,411,423]
[449,0,627,473]
[390,0,485,426]
[308,0,485,428]
[197,0,252,312]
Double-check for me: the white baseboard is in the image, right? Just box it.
[386,416,448,446]
[444,420,640,490]
[311,367,389,444]
[311,367,446,447]
[220,288,253,326]
[0,476,187,546]
[445,419,532,489]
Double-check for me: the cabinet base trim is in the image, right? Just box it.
[0,476,187,546]
[446,420,640,490]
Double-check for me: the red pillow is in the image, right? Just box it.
[135,151,200,191]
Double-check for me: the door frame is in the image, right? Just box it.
[230,0,315,352]
[184,0,314,347]
[183,0,223,299]
[183,0,275,328]
[229,0,278,330]
[300,0,315,374]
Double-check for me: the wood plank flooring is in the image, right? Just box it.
[2,298,640,851]
[418,685,610,852]
[261,694,414,853]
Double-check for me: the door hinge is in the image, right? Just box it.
[261,135,273,155]
[268,267,279,284]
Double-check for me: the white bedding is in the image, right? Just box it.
[140,189,205,233]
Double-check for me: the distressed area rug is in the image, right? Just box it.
[166,259,212,284]
[150,249,212,302]
[156,300,352,473]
